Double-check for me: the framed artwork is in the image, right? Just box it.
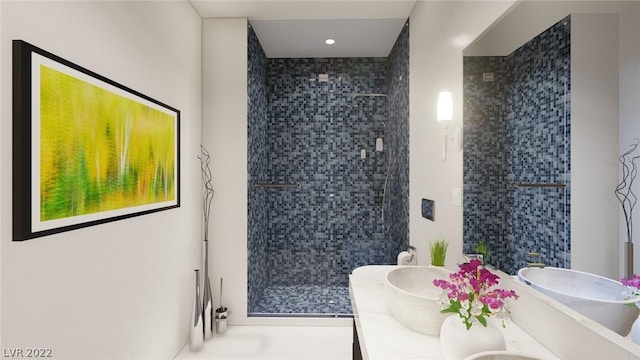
[13,40,180,241]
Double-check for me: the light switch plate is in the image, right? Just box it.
[451,187,462,207]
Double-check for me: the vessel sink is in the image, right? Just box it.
[464,350,545,360]
[384,266,450,335]
[518,267,640,336]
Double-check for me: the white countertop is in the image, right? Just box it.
[349,265,560,360]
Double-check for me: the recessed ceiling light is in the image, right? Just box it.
[325,39,335,45]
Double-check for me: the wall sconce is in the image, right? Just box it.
[437,90,453,122]
[437,90,461,161]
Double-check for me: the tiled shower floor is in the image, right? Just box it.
[250,285,352,317]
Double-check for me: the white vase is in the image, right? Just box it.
[630,315,640,345]
[440,315,506,359]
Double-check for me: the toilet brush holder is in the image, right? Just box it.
[215,307,228,334]
[215,277,227,334]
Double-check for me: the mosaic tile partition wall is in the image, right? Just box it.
[463,17,571,275]
[247,24,268,311]
[247,22,409,314]
[386,22,410,260]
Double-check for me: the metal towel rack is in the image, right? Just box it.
[510,183,566,188]
[252,182,301,189]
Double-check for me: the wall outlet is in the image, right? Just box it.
[451,187,462,207]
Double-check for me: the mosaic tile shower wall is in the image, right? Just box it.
[504,17,571,273]
[247,22,409,315]
[463,56,509,270]
[265,57,390,287]
[463,17,571,275]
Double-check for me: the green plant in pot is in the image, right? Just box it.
[475,240,489,265]
[430,238,449,267]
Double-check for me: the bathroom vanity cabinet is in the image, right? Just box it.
[352,319,363,360]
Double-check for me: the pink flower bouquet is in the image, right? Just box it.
[433,259,519,330]
[621,274,640,306]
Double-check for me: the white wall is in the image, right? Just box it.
[0,0,4,347]
[409,1,515,268]
[0,2,201,358]
[571,13,620,278]
[202,18,250,325]
[619,3,640,277]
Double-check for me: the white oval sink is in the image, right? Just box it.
[385,266,450,335]
[518,267,640,336]
[464,350,545,360]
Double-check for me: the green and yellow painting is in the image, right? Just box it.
[39,65,176,222]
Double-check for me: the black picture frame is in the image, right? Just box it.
[12,40,180,241]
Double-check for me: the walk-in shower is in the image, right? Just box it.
[247,22,409,317]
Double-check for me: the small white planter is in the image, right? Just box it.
[440,316,506,359]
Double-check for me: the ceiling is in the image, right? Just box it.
[465,0,638,56]
[188,0,417,58]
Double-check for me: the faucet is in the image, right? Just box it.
[463,253,484,264]
[407,246,416,263]
[526,252,545,268]
[527,263,546,268]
